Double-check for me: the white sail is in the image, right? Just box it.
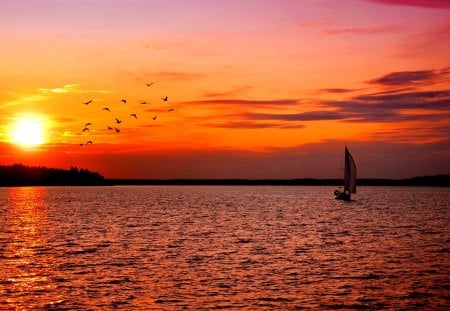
[344,147,357,194]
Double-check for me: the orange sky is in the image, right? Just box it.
[0,0,449,179]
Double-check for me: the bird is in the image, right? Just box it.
[115,118,122,124]
[107,126,113,130]
[79,143,84,146]
[121,99,127,104]
[114,127,121,133]
[152,115,157,120]
[102,107,110,112]
[86,141,93,145]
[85,122,92,127]
[82,127,90,132]
[146,82,154,87]
[161,96,168,101]
[167,108,176,112]
[130,114,137,119]
[140,101,147,105]
[83,100,93,105]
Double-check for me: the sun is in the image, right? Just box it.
[11,117,46,147]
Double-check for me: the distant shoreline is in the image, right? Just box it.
[0,164,448,187]
[105,176,450,187]
[1,177,449,187]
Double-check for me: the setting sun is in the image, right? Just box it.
[11,118,46,147]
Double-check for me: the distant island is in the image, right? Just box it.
[0,164,105,186]
[0,164,448,187]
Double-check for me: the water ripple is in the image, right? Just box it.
[0,186,448,309]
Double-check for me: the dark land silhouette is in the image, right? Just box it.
[109,175,450,187]
[0,164,105,186]
[0,164,448,187]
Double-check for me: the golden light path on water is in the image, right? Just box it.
[1,187,64,308]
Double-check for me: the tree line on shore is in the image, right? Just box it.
[0,164,105,186]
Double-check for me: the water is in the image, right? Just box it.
[0,186,449,310]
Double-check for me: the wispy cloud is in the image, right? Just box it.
[244,111,346,122]
[1,94,47,109]
[38,84,113,95]
[179,99,300,108]
[38,84,80,94]
[153,71,204,81]
[200,121,305,129]
[203,86,253,98]
[324,25,402,35]
[367,0,450,9]
[397,17,450,59]
[367,125,450,143]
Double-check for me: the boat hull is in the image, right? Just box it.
[334,190,351,201]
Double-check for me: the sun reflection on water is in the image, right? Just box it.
[1,187,62,309]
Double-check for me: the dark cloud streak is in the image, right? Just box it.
[368,70,437,86]
[367,0,450,9]
[317,88,356,94]
[236,89,450,123]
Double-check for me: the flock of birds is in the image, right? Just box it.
[79,82,175,146]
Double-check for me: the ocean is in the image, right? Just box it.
[0,186,448,310]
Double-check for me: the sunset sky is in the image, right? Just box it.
[1,0,449,179]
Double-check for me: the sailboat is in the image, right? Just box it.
[334,147,357,201]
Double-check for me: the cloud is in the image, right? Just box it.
[367,70,444,86]
[324,25,402,35]
[316,88,357,94]
[200,121,305,129]
[38,84,80,94]
[38,84,112,95]
[397,18,450,59]
[0,94,48,109]
[328,89,450,122]
[203,86,253,98]
[367,0,450,9]
[231,89,450,124]
[179,98,300,108]
[244,111,347,122]
[153,71,204,81]
[367,125,450,143]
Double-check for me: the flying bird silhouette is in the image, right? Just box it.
[152,115,157,120]
[167,108,176,112]
[107,126,113,130]
[85,122,92,127]
[102,107,110,112]
[86,141,93,145]
[83,100,93,105]
[130,113,137,119]
[114,127,121,133]
[115,118,122,124]
[121,99,127,104]
[140,101,147,105]
[146,82,154,87]
[161,96,168,101]
[82,127,90,132]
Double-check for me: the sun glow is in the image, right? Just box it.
[11,117,46,147]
